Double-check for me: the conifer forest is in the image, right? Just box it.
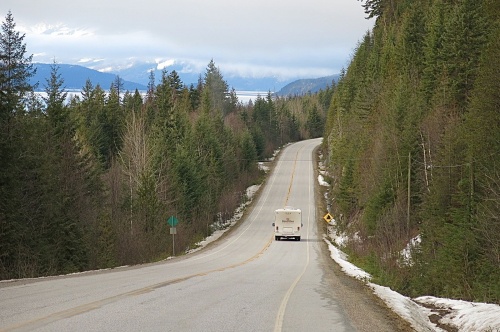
[2,0,500,305]
[324,0,499,303]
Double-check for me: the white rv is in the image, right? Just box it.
[273,207,302,241]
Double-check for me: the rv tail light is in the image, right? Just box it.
[276,226,279,231]
[297,227,300,231]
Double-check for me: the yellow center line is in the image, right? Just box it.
[284,149,301,207]
[274,143,313,332]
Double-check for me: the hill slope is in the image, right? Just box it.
[323,0,500,303]
[276,75,338,96]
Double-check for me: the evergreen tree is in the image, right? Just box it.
[155,69,174,118]
[240,130,257,171]
[441,0,488,110]
[75,80,103,166]
[188,83,200,111]
[43,61,68,132]
[101,83,124,168]
[111,75,124,103]
[204,59,229,116]
[0,11,36,117]
[421,0,447,104]
[40,59,93,275]
[146,69,155,102]
[461,23,500,302]
[167,70,184,94]
[306,104,323,138]
[358,0,384,19]
[0,11,37,278]
[122,89,143,114]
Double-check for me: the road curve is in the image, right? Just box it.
[0,138,406,331]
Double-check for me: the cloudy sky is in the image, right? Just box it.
[1,0,373,82]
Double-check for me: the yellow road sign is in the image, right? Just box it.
[323,213,333,223]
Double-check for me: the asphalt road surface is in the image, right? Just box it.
[0,138,409,331]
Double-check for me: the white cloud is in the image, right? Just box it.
[78,58,104,64]
[20,23,94,37]
[221,61,336,81]
[156,59,176,71]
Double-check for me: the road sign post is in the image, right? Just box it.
[167,216,179,256]
[167,216,179,227]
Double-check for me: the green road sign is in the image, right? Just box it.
[167,216,179,227]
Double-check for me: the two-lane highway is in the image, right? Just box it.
[0,138,405,331]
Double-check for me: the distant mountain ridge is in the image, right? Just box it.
[276,75,339,96]
[31,63,148,92]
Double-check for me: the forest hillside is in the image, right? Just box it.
[323,0,500,303]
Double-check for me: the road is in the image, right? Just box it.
[0,138,408,331]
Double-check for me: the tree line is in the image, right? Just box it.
[324,0,499,303]
[0,11,328,279]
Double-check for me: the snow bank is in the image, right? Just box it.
[327,241,371,281]
[416,296,500,332]
[370,284,444,332]
[325,237,500,331]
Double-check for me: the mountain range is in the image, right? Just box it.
[30,63,338,96]
[31,63,147,92]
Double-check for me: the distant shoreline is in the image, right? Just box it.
[34,90,270,105]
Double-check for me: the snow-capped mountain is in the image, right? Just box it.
[103,60,289,92]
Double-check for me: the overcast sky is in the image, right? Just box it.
[1,0,373,81]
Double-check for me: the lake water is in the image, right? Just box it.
[36,90,269,105]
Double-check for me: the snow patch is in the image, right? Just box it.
[258,162,270,172]
[399,235,421,267]
[317,174,329,186]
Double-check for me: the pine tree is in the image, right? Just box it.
[306,104,323,138]
[0,11,36,118]
[111,75,124,103]
[0,11,37,278]
[43,61,68,133]
[101,83,124,168]
[462,23,500,302]
[146,69,155,103]
[441,0,488,111]
[204,59,229,116]
[167,70,184,94]
[240,130,257,171]
[122,89,143,114]
[358,0,384,19]
[421,0,447,104]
